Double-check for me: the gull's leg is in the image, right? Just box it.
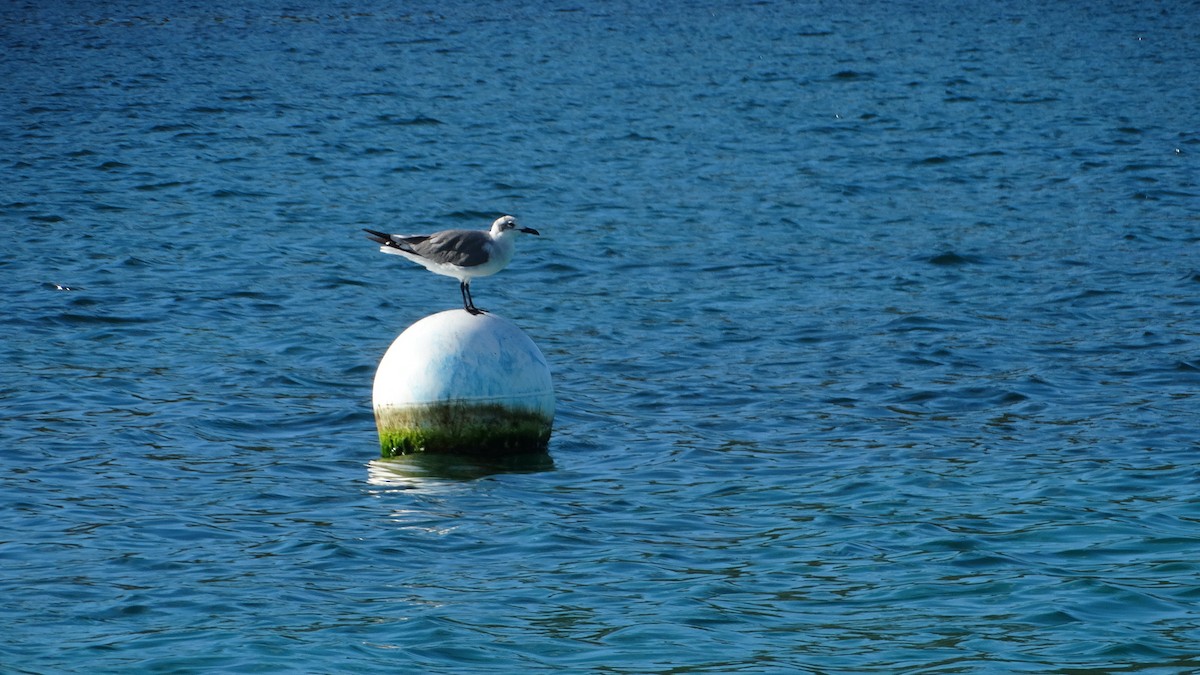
[462,281,483,315]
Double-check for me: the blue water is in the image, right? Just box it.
[4,0,1199,671]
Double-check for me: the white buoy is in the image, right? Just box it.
[372,310,555,457]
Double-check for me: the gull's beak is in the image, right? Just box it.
[520,227,540,235]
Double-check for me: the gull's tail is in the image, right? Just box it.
[364,229,432,258]
[360,227,417,255]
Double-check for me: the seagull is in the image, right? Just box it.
[364,215,540,315]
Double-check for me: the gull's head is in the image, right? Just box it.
[492,215,540,238]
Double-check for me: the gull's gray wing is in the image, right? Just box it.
[402,229,491,267]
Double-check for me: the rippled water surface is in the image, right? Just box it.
[4,1,1200,672]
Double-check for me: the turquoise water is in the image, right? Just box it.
[4,1,1200,672]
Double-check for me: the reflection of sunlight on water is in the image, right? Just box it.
[366,459,449,492]
[366,453,556,536]
[365,460,467,536]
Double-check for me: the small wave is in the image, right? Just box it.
[882,315,965,332]
[442,210,501,223]
[926,251,983,266]
[134,181,187,192]
[147,123,194,133]
[995,96,1060,105]
[53,312,157,325]
[377,114,443,126]
[321,276,371,288]
[43,282,81,291]
[831,70,874,81]
[211,189,270,199]
[914,155,956,166]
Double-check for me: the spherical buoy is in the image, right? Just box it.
[372,310,555,457]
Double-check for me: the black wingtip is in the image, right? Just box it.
[363,228,391,246]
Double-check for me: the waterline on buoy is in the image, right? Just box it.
[375,401,552,456]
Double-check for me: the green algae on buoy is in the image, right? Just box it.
[372,310,554,457]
